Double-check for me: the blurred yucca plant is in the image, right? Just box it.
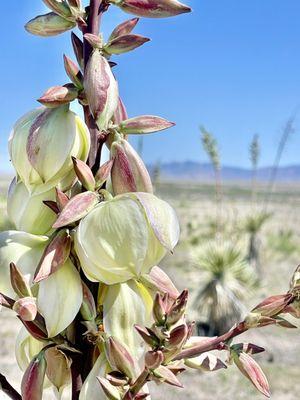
[242,212,272,273]
[193,241,257,336]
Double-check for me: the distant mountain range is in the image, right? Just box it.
[148,161,300,182]
[3,162,300,183]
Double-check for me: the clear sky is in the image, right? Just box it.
[1,0,300,172]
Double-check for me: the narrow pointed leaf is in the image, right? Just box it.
[71,32,84,70]
[63,55,83,89]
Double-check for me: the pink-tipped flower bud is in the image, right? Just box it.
[109,18,139,41]
[71,32,84,70]
[168,324,188,348]
[105,34,150,55]
[145,350,164,369]
[72,157,96,191]
[111,138,153,195]
[84,49,119,131]
[152,293,167,325]
[251,294,293,318]
[42,0,72,18]
[63,55,83,89]
[52,191,100,228]
[33,229,71,283]
[10,262,32,298]
[111,0,191,19]
[38,84,78,108]
[117,115,175,134]
[232,351,270,398]
[80,282,97,321]
[105,337,137,379]
[166,289,188,326]
[21,350,47,400]
[25,12,76,37]
[97,376,122,400]
[13,297,38,322]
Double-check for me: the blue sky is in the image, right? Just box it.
[2,0,300,172]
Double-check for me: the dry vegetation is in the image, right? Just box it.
[1,179,300,399]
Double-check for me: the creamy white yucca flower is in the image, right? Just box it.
[9,105,90,194]
[0,231,82,337]
[74,192,180,285]
[101,280,153,359]
[79,354,110,400]
[0,231,48,298]
[7,178,56,235]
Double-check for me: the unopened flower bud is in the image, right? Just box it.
[153,293,166,325]
[21,350,47,400]
[10,262,32,298]
[111,138,153,195]
[145,350,164,369]
[168,324,188,348]
[13,297,38,321]
[75,193,179,284]
[84,49,119,131]
[38,84,78,108]
[7,179,56,235]
[33,229,71,283]
[117,115,174,135]
[105,34,150,55]
[111,0,191,19]
[232,351,270,398]
[9,105,90,193]
[72,157,96,191]
[134,325,160,347]
[42,0,72,19]
[251,294,293,318]
[84,33,103,48]
[97,377,122,400]
[80,282,97,321]
[63,55,83,88]
[71,32,84,70]
[152,365,183,388]
[52,191,100,228]
[166,290,188,326]
[25,12,76,37]
[109,18,139,42]
[105,337,137,379]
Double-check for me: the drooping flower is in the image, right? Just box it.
[9,105,90,193]
[74,192,180,284]
[7,178,56,235]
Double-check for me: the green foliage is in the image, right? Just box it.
[242,212,272,235]
[193,241,257,335]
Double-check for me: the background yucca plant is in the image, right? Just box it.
[193,241,257,336]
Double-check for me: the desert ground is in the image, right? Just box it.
[1,178,300,399]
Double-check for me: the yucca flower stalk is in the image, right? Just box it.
[0,2,299,400]
[249,134,260,206]
[200,126,222,238]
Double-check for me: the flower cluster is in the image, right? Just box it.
[0,1,299,400]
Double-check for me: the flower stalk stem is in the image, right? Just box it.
[0,374,22,400]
